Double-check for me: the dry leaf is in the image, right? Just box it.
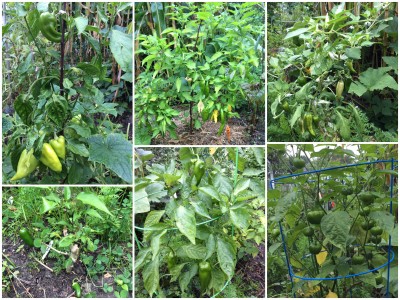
[326,290,338,298]
[197,100,204,113]
[316,249,328,265]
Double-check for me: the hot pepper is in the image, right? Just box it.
[39,12,62,43]
[40,143,62,172]
[72,282,81,298]
[336,80,344,100]
[346,60,356,74]
[10,149,39,181]
[19,228,34,247]
[198,261,211,294]
[304,113,316,136]
[49,136,66,159]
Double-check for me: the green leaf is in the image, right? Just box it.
[216,237,236,278]
[67,162,93,184]
[14,94,32,125]
[74,16,88,34]
[190,201,211,219]
[349,67,398,97]
[46,98,67,126]
[143,210,165,241]
[197,11,212,20]
[85,209,104,220]
[284,27,309,40]
[271,191,296,222]
[382,56,398,74]
[230,207,249,230]
[142,258,159,297]
[212,174,233,197]
[135,188,150,214]
[243,168,264,176]
[345,47,361,59]
[27,9,40,40]
[209,51,223,62]
[87,134,132,183]
[321,211,351,252]
[135,248,151,272]
[151,230,167,260]
[289,104,305,128]
[205,234,216,261]
[181,244,207,260]
[179,263,198,293]
[199,186,222,202]
[251,148,264,166]
[109,30,133,78]
[335,111,351,140]
[59,235,75,248]
[64,187,71,200]
[170,263,187,282]
[67,139,90,157]
[41,197,57,214]
[348,81,368,97]
[76,192,114,216]
[234,178,251,195]
[76,62,101,76]
[175,206,196,244]
[176,77,182,93]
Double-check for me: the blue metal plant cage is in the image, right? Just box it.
[269,159,397,298]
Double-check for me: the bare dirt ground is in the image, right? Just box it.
[234,243,265,298]
[2,238,131,298]
[152,106,265,145]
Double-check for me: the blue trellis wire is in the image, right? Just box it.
[270,159,398,298]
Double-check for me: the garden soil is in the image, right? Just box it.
[3,238,131,298]
[153,106,265,145]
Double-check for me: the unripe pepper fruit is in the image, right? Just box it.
[198,261,211,293]
[39,12,62,43]
[40,143,62,172]
[72,282,81,297]
[49,136,66,159]
[19,228,34,247]
[11,149,39,181]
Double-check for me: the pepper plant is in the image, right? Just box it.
[2,187,133,298]
[135,2,265,142]
[2,2,133,183]
[134,147,265,297]
[267,144,398,298]
[267,2,397,142]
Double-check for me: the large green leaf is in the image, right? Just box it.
[40,197,57,214]
[87,134,132,183]
[216,237,236,278]
[143,258,159,297]
[321,211,351,251]
[76,192,113,216]
[175,206,196,244]
[143,210,165,241]
[109,30,133,79]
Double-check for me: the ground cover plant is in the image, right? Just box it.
[2,187,132,298]
[2,2,133,184]
[267,144,398,298]
[135,2,265,145]
[134,147,265,297]
[267,2,398,142]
